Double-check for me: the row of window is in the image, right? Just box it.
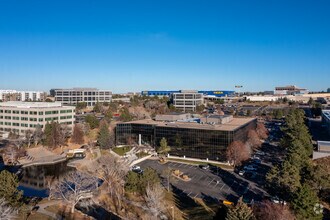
[0,116,72,122]
[0,109,73,114]
[0,121,73,127]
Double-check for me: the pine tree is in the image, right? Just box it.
[98,121,111,149]
[0,170,22,207]
[291,184,323,220]
[226,198,255,220]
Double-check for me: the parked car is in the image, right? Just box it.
[199,164,210,170]
[238,170,245,176]
[255,151,265,156]
[270,196,287,205]
[244,165,257,171]
[252,159,261,164]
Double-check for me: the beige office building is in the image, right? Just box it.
[0,102,75,135]
[172,90,203,112]
[52,88,112,107]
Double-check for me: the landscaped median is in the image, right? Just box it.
[166,157,234,171]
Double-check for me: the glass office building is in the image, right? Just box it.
[116,118,257,161]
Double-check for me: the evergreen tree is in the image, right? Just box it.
[0,170,22,207]
[85,114,99,129]
[97,121,111,149]
[158,137,171,156]
[93,101,102,113]
[291,184,323,220]
[226,198,255,220]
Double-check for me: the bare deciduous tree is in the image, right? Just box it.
[33,124,43,146]
[25,130,33,148]
[5,147,18,164]
[87,155,128,211]
[226,141,250,167]
[144,184,167,219]
[0,198,17,220]
[71,124,84,144]
[247,130,262,151]
[253,200,295,220]
[53,171,98,213]
[256,123,268,140]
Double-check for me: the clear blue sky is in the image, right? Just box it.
[0,0,330,93]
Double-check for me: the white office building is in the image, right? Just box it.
[52,88,112,107]
[0,102,75,136]
[172,90,203,112]
[0,90,46,102]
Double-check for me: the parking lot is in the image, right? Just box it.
[138,159,267,203]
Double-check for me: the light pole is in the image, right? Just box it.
[171,206,174,220]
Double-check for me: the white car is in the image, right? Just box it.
[239,170,245,176]
[131,165,141,170]
[271,196,287,205]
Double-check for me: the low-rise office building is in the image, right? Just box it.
[51,88,112,107]
[172,90,203,112]
[0,90,47,102]
[0,102,75,135]
[274,85,308,96]
[116,116,257,161]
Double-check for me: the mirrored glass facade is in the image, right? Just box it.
[116,119,257,161]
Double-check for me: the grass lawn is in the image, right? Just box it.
[136,151,150,158]
[167,158,233,170]
[112,146,132,156]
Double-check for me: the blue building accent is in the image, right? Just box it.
[141,90,180,96]
[198,90,235,97]
[141,90,235,97]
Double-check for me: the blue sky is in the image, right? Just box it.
[0,0,330,93]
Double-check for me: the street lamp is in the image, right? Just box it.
[170,206,174,220]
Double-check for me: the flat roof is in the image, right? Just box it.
[0,101,73,109]
[122,117,256,131]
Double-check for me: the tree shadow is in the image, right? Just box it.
[172,185,214,220]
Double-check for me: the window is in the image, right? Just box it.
[0,110,3,113]
[5,116,11,120]
[60,110,66,114]
[39,111,44,115]
[13,116,19,120]
[29,111,37,115]
[21,117,28,121]
[4,110,11,114]
[5,122,11,126]
[20,123,28,127]
[29,118,37,122]
[13,110,20,114]
[38,118,44,122]
[67,109,72,113]
[45,111,52,115]
[21,111,28,114]
[13,123,19,126]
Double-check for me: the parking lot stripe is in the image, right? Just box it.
[187,192,192,196]
[220,183,225,190]
[207,178,215,186]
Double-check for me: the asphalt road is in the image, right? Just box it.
[138,159,268,203]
